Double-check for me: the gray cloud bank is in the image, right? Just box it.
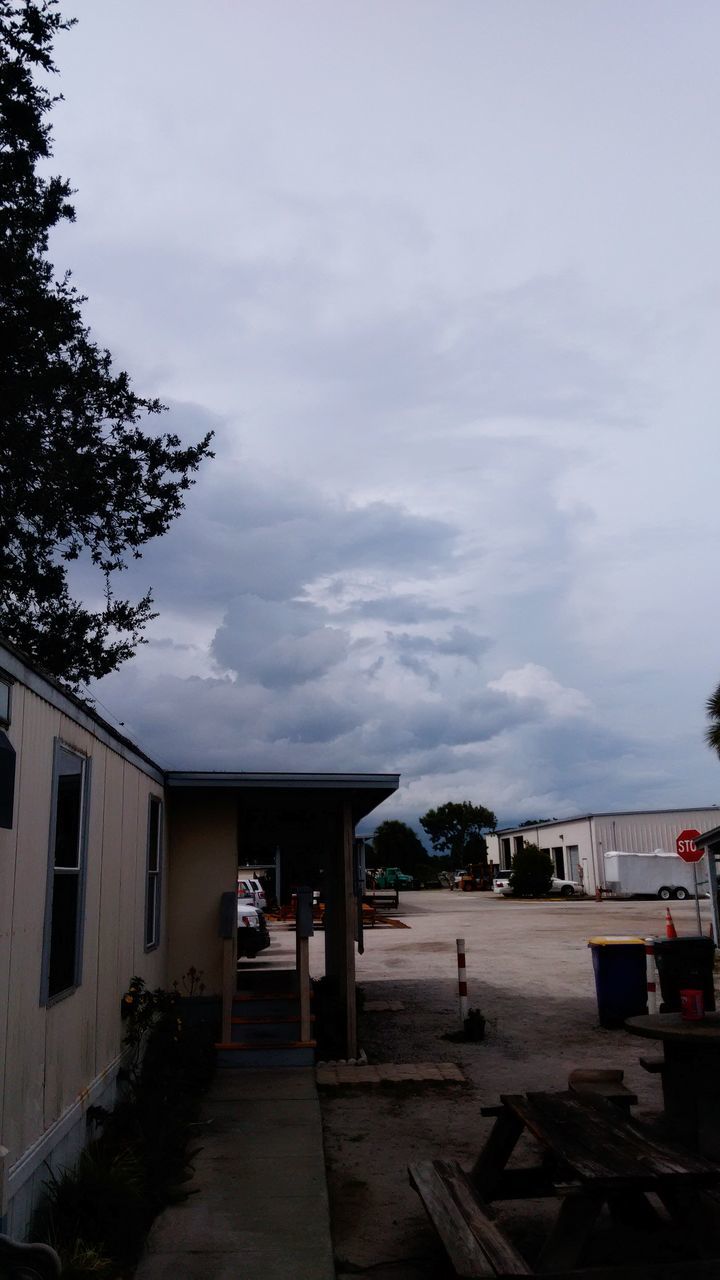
[48,0,720,827]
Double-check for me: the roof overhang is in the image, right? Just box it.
[165,771,400,824]
[694,825,720,849]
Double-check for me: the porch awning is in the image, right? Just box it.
[165,771,399,824]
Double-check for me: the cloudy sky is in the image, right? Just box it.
[49,1,720,830]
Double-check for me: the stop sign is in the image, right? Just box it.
[676,829,703,863]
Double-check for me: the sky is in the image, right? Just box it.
[46,0,720,832]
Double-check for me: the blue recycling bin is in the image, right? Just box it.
[588,936,648,1028]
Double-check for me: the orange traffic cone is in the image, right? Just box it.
[665,908,677,939]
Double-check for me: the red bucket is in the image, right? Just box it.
[680,988,705,1021]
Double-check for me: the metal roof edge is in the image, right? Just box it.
[693,826,720,847]
[493,805,720,835]
[0,638,165,785]
[166,771,400,790]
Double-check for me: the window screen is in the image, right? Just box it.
[145,795,163,949]
[44,744,88,1001]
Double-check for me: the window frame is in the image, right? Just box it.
[41,740,91,1006]
[144,794,163,952]
[0,673,12,728]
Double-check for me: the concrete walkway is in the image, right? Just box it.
[135,1068,336,1280]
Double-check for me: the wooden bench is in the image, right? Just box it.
[408,1159,531,1277]
[638,1055,665,1074]
[411,1092,720,1278]
[568,1068,638,1111]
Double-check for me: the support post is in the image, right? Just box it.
[693,862,703,934]
[645,937,658,1015]
[295,886,314,1043]
[706,844,720,945]
[456,937,468,1027]
[219,891,237,1043]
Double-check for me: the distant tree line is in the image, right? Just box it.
[367,801,498,882]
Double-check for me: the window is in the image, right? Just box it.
[42,743,89,1003]
[552,846,565,878]
[500,837,511,869]
[0,676,11,727]
[513,835,524,855]
[145,795,163,950]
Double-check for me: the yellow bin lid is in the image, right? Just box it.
[588,935,645,946]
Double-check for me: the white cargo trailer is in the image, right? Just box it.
[603,849,708,900]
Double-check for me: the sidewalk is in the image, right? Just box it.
[135,1067,336,1280]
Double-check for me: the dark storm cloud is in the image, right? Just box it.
[339,595,458,624]
[126,440,458,613]
[212,596,350,688]
[389,625,489,662]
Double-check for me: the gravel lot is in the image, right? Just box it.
[316,889,715,1280]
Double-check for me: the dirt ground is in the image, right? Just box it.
[313,890,715,1280]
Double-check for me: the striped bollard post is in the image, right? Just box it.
[456,937,468,1028]
[645,937,658,1015]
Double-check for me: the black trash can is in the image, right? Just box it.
[588,936,648,1028]
[653,936,716,1013]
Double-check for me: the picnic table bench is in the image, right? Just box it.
[409,1090,720,1279]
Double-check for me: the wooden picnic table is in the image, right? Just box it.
[410,1090,720,1278]
[626,1012,720,1158]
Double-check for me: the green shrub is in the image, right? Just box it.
[34,976,215,1275]
[509,843,553,897]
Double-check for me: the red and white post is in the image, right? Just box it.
[456,937,468,1028]
[645,937,658,1015]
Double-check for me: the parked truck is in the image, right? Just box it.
[371,866,415,890]
[603,850,709,900]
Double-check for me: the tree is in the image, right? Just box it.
[370,820,428,874]
[419,801,497,870]
[0,1,214,686]
[706,683,720,757]
[519,818,555,827]
[509,843,553,897]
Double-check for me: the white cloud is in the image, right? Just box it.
[488,665,591,719]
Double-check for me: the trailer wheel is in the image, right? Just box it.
[674,887,689,901]
[658,886,672,901]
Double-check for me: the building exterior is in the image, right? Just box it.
[0,639,397,1238]
[487,807,720,896]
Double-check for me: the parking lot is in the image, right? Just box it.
[317,889,716,1280]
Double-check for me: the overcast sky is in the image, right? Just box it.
[49,1,720,831]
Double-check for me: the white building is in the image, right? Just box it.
[487,807,720,895]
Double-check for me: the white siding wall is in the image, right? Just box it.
[490,808,720,898]
[593,809,720,861]
[0,672,167,1237]
[488,819,597,891]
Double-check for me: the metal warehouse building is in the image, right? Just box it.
[487,807,720,897]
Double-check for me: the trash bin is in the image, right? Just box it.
[652,936,716,1013]
[588,936,647,1028]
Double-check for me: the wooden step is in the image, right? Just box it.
[218,1040,316,1050]
[231,1015,315,1024]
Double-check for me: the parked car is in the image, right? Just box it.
[237,900,271,957]
[238,876,267,910]
[493,874,583,899]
